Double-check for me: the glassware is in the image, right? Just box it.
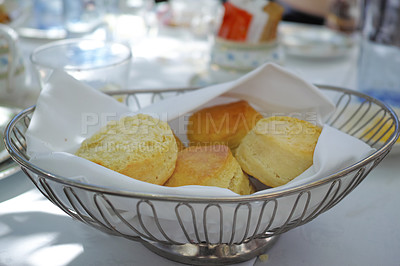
[203,0,284,84]
[358,0,400,108]
[326,0,360,34]
[30,39,132,93]
[63,0,105,34]
[32,0,64,31]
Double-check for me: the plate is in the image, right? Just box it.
[279,22,355,59]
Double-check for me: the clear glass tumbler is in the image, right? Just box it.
[358,0,400,108]
[30,38,132,93]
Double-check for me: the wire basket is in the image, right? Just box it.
[4,85,400,265]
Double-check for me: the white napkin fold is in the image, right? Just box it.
[139,63,335,123]
[26,63,373,197]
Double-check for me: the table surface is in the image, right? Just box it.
[1,19,399,266]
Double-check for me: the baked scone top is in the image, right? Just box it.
[75,114,178,185]
[236,116,321,187]
[165,145,254,195]
[187,100,263,150]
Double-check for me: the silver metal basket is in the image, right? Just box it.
[4,85,400,265]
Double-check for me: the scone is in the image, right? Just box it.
[165,145,255,195]
[235,116,322,187]
[75,114,178,185]
[187,100,263,150]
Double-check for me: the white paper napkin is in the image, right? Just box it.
[138,63,335,123]
[26,63,374,197]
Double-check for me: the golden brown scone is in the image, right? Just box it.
[75,114,178,185]
[165,145,255,195]
[187,100,263,151]
[236,116,321,187]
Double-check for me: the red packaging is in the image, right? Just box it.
[217,2,253,42]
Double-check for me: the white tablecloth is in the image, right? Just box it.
[1,21,399,266]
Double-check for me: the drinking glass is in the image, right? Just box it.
[30,38,132,92]
[358,0,400,108]
[63,0,105,34]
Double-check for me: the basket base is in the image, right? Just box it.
[141,236,279,265]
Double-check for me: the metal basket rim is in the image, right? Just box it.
[4,85,400,203]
